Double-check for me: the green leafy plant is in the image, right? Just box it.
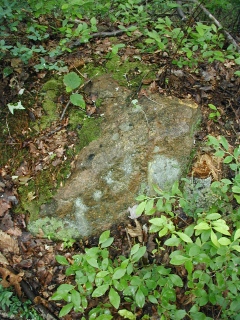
[208,103,221,121]
[134,135,240,319]
[63,72,86,109]
[0,282,43,319]
[51,229,187,319]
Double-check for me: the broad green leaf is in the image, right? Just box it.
[170,255,190,265]
[169,274,183,287]
[71,289,81,308]
[231,245,240,252]
[149,217,165,227]
[56,284,75,293]
[234,229,240,241]
[135,195,147,201]
[211,230,220,247]
[218,237,231,246]
[145,199,154,214]
[118,309,136,320]
[96,315,113,320]
[164,236,181,246]
[121,259,129,269]
[219,136,229,151]
[207,135,220,147]
[233,186,240,194]
[184,224,194,237]
[101,237,114,248]
[189,244,201,256]
[99,230,110,244]
[130,243,140,256]
[212,226,231,236]
[158,226,168,237]
[86,257,99,268]
[215,150,225,158]
[127,263,133,275]
[206,213,221,220]
[174,310,187,319]
[175,231,193,243]
[109,287,120,309]
[135,201,146,215]
[223,155,233,164]
[234,194,240,204]
[70,93,85,108]
[63,72,82,90]
[92,284,109,297]
[55,255,69,265]
[194,222,210,230]
[148,294,158,304]
[135,288,145,308]
[185,260,193,275]
[131,246,146,263]
[113,268,127,280]
[59,303,74,317]
[96,271,109,278]
[171,180,182,196]
[208,104,217,110]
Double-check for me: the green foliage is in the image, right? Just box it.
[1,0,239,71]
[52,230,186,318]
[0,282,43,319]
[52,135,240,319]
[208,103,221,121]
[63,72,86,109]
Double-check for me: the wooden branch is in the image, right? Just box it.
[70,27,134,49]
[176,1,187,21]
[191,0,240,53]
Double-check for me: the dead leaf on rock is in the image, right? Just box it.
[126,219,143,242]
[191,153,221,180]
[0,230,19,254]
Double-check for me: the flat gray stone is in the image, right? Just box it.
[29,75,200,239]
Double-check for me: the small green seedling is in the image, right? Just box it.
[63,72,85,109]
[208,103,220,121]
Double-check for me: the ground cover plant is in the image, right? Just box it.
[51,137,240,319]
[0,0,239,319]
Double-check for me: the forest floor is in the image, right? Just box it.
[0,24,240,319]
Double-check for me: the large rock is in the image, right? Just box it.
[29,75,200,239]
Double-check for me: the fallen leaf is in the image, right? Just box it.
[0,230,19,254]
[126,219,143,242]
[0,253,9,265]
[0,267,24,296]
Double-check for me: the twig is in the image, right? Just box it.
[125,227,132,252]
[69,26,135,49]
[176,0,187,21]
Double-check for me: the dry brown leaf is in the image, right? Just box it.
[0,230,19,254]
[0,267,23,296]
[0,253,9,265]
[126,219,143,242]
[0,199,11,216]
[7,227,22,237]
[191,153,221,180]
